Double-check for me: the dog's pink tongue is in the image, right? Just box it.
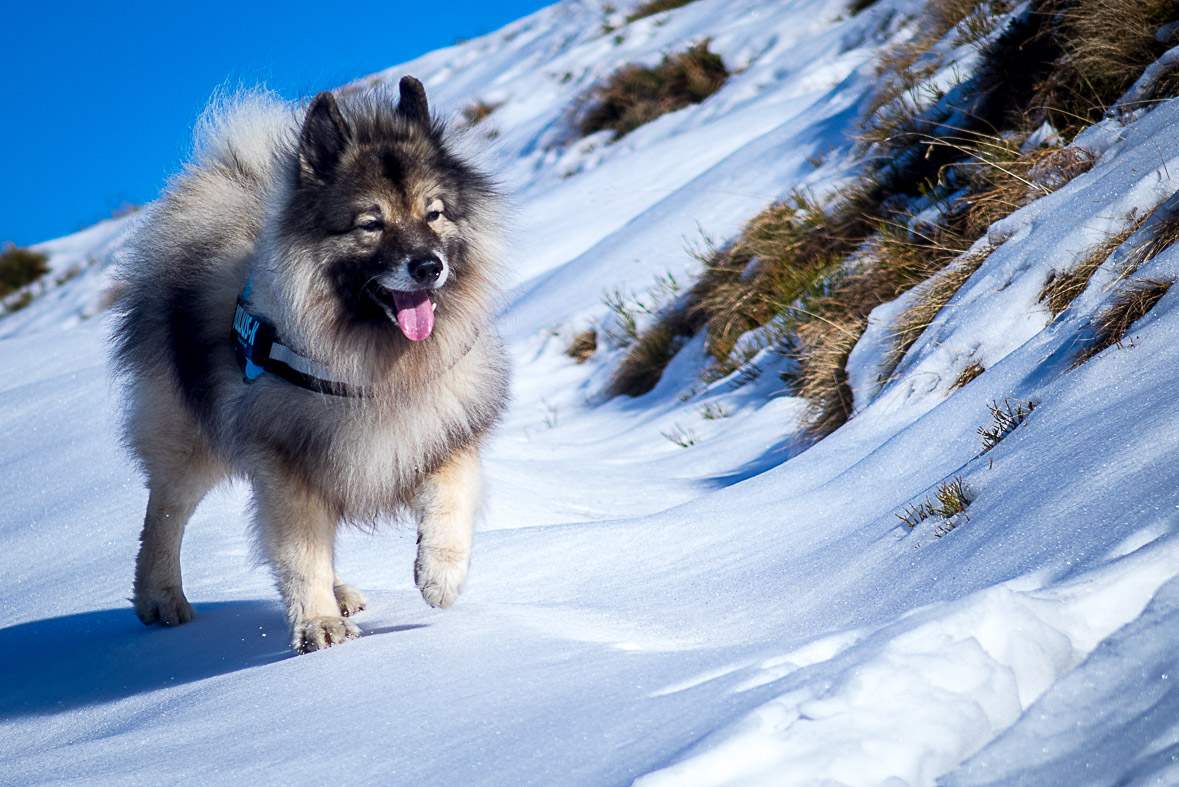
[392,290,434,341]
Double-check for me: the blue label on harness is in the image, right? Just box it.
[234,302,268,381]
[234,304,260,345]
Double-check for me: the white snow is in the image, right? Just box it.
[5,0,1179,784]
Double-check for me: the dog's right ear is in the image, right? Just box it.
[298,91,352,187]
[397,76,430,128]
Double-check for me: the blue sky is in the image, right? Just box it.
[1,1,553,247]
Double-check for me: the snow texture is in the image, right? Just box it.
[4,0,1179,784]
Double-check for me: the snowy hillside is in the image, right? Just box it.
[5,0,1179,784]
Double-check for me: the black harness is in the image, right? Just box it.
[232,280,367,398]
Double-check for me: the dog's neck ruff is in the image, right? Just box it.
[233,277,368,398]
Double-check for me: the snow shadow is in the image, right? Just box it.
[0,600,290,719]
[704,433,806,488]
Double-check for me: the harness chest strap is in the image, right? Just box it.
[232,289,368,398]
[231,279,479,397]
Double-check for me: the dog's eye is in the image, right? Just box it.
[425,210,443,223]
[356,217,384,232]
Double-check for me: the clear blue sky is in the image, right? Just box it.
[1,1,553,247]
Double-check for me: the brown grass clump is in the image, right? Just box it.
[0,242,50,297]
[1074,278,1173,365]
[1026,0,1179,128]
[625,0,697,23]
[875,0,989,80]
[609,186,878,398]
[607,311,698,397]
[1066,0,1179,108]
[951,362,986,390]
[885,247,990,377]
[579,42,729,139]
[896,475,972,530]
[462,101,499,127]
[693,193,868,366]
[789,217,974,433]
[566,329,598,363]
[962,141,1096,236]
[791,310,864,439]
[1039,217,1147,317]
[1130,207,1179,275]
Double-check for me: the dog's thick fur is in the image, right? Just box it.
[111,77,510,653]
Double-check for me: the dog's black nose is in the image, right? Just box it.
[408,255,443,285]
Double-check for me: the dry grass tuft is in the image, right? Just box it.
[606,309,698,397]
[694,191,872,368]
[0,242,50,297]
[792,311,864,439]
[579,42,728,140]
[1074,278,1174,365]
[951,361,986,390]
[566,329,598,363]
[875,0,989,80]
[1133,208,1179,272]
[885,248,990,376]
[1039,217,1146,317]
[462,101,499,127]
[1066,0,1179,109]
[626,0,697,23]
[978,397,1036,451]
[962,141,1096,236]
[606,0,1179,444]
[897,475,972,531]
[862,0,1011,154]
[1025,0,1179,128]
[611,185,878,399]
[661,422,698,447]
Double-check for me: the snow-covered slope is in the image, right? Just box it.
[5,0,1179,784]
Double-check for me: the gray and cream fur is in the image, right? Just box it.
[111,77,510,653]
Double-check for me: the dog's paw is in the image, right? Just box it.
[292,616,361,654]
[415,547,468,609]
[334,583,368,617]
[134,586,195,627]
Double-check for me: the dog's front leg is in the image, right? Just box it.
[413,445,481,609]
[254,471,359,653]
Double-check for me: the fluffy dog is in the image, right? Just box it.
[111,77,510,653]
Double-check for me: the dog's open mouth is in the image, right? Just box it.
[369,286,436,341]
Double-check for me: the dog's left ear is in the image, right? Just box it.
[298,91,352,187]
[397,76,430,128]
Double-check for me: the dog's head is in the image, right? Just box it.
[282,77,496,343]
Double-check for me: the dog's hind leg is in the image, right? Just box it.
[133,440,224,627]
[254,469,359,653]
[413,445,481,609]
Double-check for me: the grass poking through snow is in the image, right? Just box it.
[1073,278,1174,366]
[978,397,1036,452]
[566,329,598,363]
[662,422,698,447]
[951,362,985,390]
[1039,218,1146,318]
[897,476,972,533]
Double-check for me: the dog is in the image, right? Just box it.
[111,76,510,653]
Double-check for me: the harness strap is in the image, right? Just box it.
[231,278,479,397]
[233,291,367,398]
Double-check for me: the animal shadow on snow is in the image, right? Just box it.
[0,601,292,719]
